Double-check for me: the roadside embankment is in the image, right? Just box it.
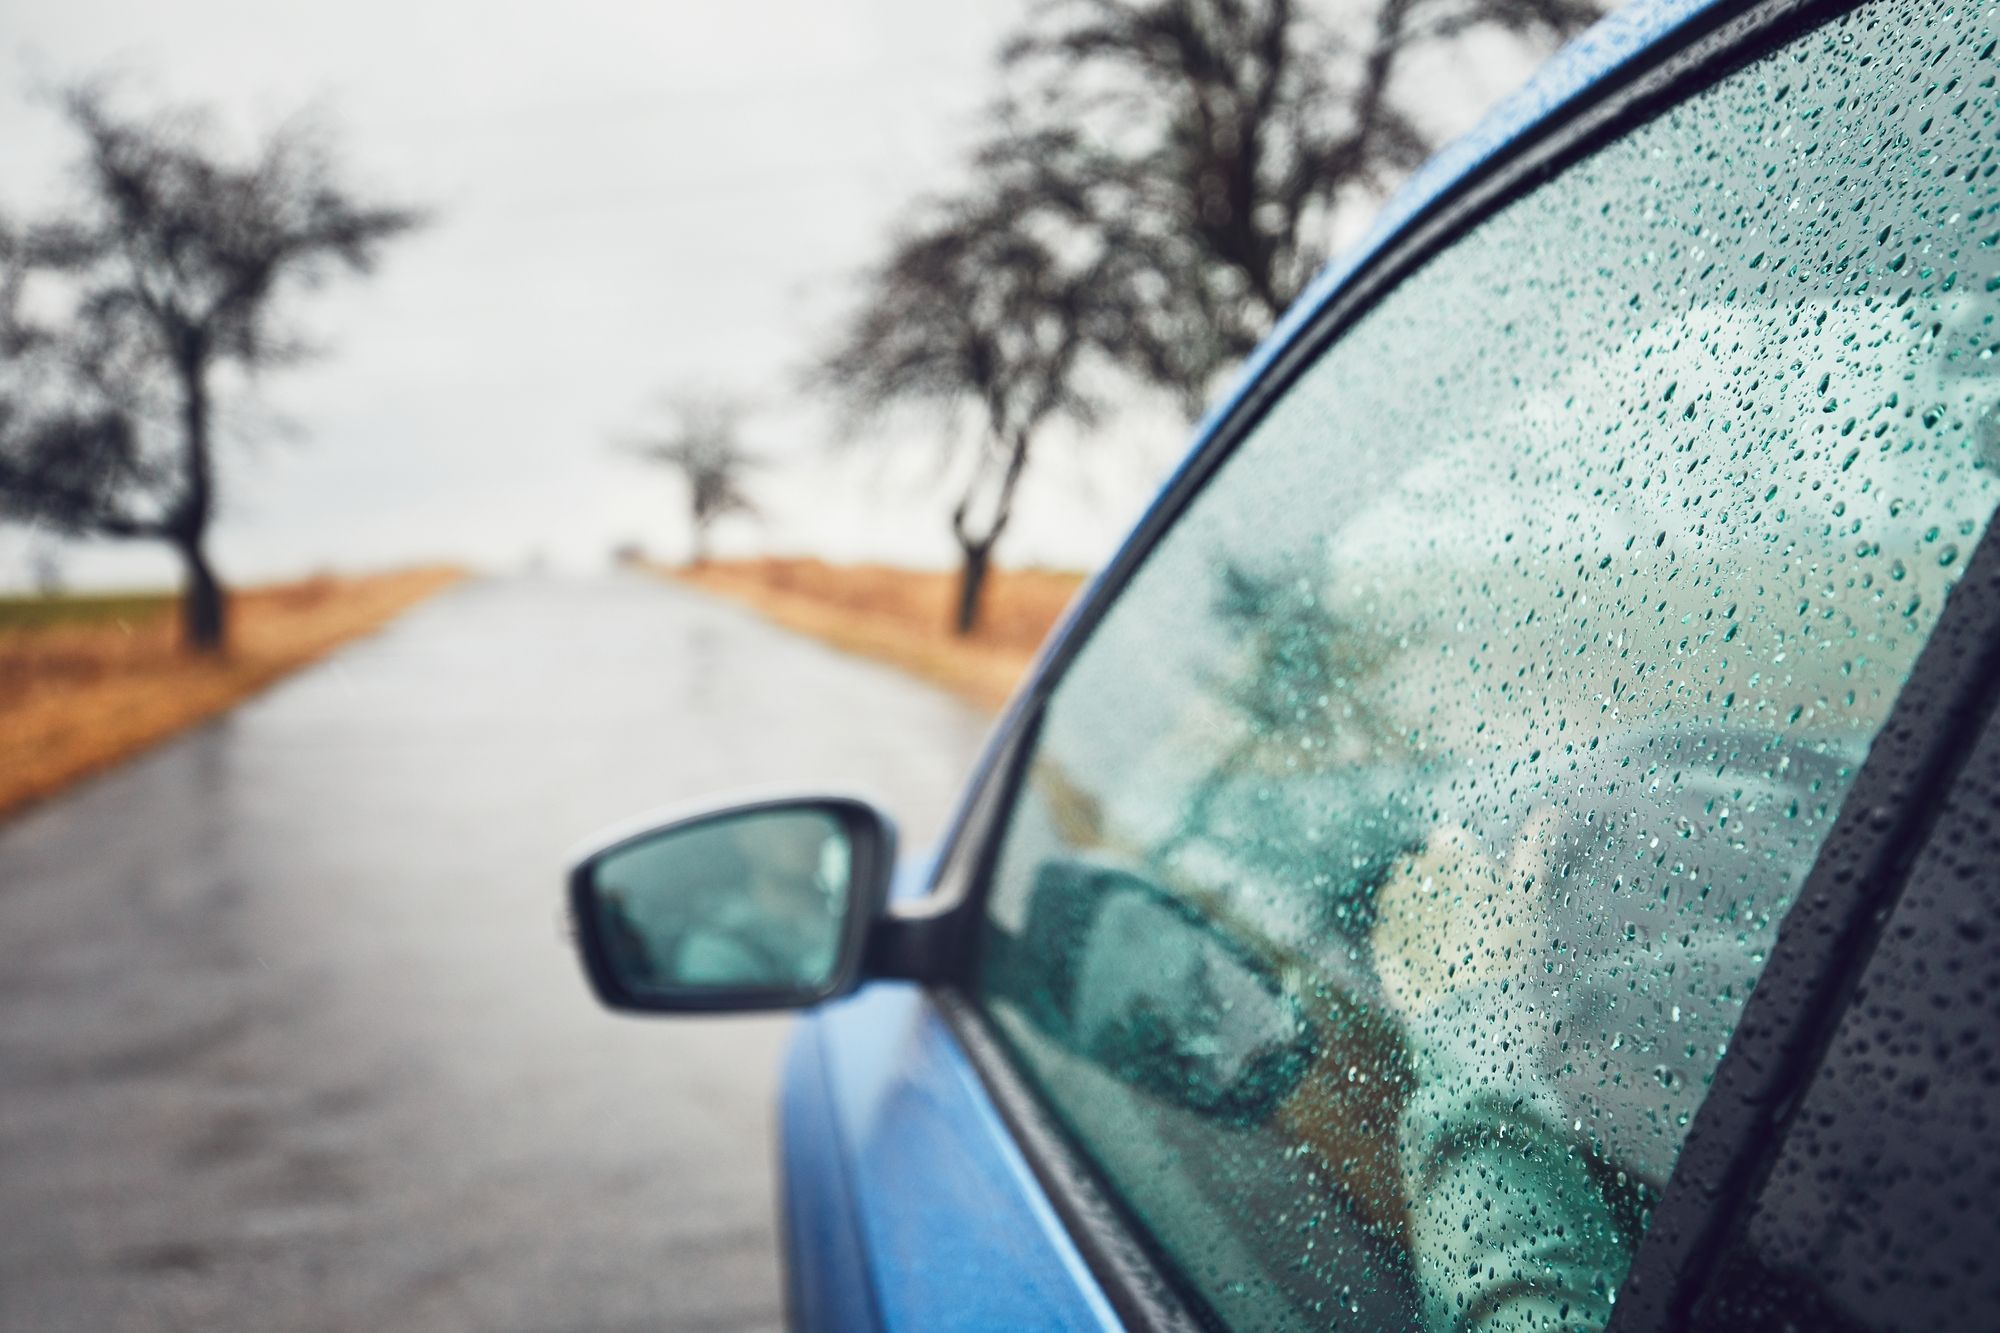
[0,567,464,818]
[664,558,1085,712]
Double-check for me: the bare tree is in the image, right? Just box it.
[1002,0,1605,399]
[813,0,1601,630]
[619,395,761,566]
[0,84,423,652]
[816,152,1128,636]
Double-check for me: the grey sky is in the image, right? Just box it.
[3,0,1565,590]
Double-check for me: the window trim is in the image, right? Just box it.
[1679,637,2000,1328]
[1606,519,2000,1322]
[908,0,2000,1326]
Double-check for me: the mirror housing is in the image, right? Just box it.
[568,794,898,1014]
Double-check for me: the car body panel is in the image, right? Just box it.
[782,855,1121,1331]
[781,983,1121,1332]
[779,1028,881,1331]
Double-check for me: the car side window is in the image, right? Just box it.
[972,2,2000,1329]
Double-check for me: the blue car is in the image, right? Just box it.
[569,0,2000,1326]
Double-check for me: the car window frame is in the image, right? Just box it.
[902,0,2000,1325]
[1676,650,2000,1330]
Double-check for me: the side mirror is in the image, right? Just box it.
[568,795,897,1013]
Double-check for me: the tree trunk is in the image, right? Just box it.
[949,429,1032,638]
[178,535,226,653]
[173,342,225,653]
[954,540,992,637]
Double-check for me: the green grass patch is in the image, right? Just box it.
[0,590,176,631]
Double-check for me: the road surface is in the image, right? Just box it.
[0,575,992,1333]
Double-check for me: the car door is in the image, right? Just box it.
[782,0,2000,1327]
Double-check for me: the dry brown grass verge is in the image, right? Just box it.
[0,567,464,819]
[666,558,1086,712]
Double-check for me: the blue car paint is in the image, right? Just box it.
[780,855,1123,1330]
[780,1028,884,1330]
[779,1,1738,1326]
[784,984,1124,1332]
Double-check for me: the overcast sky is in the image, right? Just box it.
[3,0,1566,590]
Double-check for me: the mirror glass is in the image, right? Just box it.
[588,806,853,996]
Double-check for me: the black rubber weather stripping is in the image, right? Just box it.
[1609,524,2000,1331]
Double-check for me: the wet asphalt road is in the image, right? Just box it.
[0,575,991,1333]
